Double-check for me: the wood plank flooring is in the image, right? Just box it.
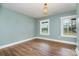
[0,39,76,56]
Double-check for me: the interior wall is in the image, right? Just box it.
[35,10,76,43]
[0,6,35,46]
[77,4,79,51]
[0,4,77,47]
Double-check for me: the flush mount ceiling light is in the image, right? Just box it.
[43,3,48,16]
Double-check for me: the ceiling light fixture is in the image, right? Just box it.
[43,3,48,16]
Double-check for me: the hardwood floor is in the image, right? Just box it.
[0,39,76,56]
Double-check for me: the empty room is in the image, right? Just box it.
[0,3,79,56]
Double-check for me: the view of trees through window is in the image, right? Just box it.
[41,21,48,33]
[40,19,49,35]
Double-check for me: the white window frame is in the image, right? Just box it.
[40,19,50,35]
[61,15,76,38]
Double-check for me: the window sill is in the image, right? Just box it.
[61,35,76,38]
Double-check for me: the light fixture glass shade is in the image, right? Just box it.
[43,3,48,16]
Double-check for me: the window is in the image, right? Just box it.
[40,19,49,35]
[61,15,76,37]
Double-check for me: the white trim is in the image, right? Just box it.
[76,48,79,56]
[61,15,76,38]
[0,37,76,49]
[34,37,76,45]
[0,37,35,49]
[61,35,76,38]
[61,15,76,20]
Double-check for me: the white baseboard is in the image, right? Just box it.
[0,37,76,49]
[34,37,76,45]
[76,48,79,56]
[0,37,35,49]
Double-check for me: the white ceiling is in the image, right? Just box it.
[2,3,76,18]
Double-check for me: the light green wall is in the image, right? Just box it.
[77,4,79,50]
[0,6,35,46]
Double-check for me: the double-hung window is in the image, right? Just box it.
[61,15,76,37]
[40,19,49,35]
